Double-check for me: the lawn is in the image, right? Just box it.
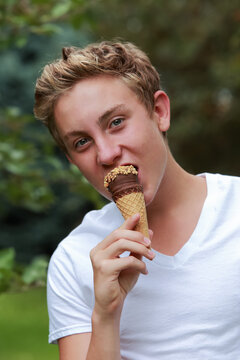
[0,287,58,360]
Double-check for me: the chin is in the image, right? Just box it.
[143,191,153,207]
[144,185,159,208]
[101,190,112,202]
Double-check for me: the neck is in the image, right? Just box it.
[147,149,207,233]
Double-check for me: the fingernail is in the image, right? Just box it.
[147,249,155,258]
[144,237,151,246]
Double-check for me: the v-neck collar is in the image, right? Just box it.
[147,173,216,269]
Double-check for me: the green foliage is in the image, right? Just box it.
[22,256,48,286]
[0,0,96,49]
[0,108,55,213]
[0,247,49,293]
[0,248,15,292]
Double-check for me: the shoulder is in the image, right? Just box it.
[204,173,240,216]
[205,172,240,194]
[77,201,124,238]
[48,201,123,274]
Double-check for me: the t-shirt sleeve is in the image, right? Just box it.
[47,243,93,344]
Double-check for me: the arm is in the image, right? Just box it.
[58,310,120,360]
[59,333,91,360]
[58,213,154,359]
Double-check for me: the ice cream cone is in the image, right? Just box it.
[115,191,149,237]
[104,165,149,238]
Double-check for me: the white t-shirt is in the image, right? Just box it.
[47,173,240,359]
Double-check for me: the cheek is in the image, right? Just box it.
[67,152,110,198]
[144,146,168,205]
[140,122,160,146]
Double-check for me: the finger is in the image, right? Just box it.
[104,239,155,260]
[94,229,150,253]
[117,214,151,247]
[119,213,140,231]
[93,215,150,252]
[104,256,148,276]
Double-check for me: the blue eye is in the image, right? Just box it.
[110,118,123,127]
[76,138,89,148]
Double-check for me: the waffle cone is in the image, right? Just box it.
[116,191,149,238]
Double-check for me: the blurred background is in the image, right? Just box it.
[0,0,239,358]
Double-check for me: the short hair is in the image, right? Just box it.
[34,41,161,152]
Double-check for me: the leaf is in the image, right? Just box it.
[51,2,72,18]
[0,269,12,293]
[0,248,15,271]
[0,248,15,293]
[22,256,48,285]
[30,24,61,35]
[15,36,27,48]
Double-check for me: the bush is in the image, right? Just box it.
[0,247,48,293]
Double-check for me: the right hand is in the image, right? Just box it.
[90,213,155,319]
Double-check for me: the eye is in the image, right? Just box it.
[75,137,89,148]
[110,117,124,128]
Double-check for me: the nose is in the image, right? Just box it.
[96,136,121,166]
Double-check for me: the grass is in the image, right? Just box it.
[0,287,58,360]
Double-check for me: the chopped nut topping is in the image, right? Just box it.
[104,165,138,188]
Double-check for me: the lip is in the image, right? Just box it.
[120,163,138,171]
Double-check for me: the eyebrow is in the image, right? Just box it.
[63,104,127,142]
[98,104,126,126]
[63,130,85,142]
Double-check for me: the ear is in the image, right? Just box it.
[153,90,170,132]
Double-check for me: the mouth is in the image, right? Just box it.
[104,164,138,179]
[120,163,138,171]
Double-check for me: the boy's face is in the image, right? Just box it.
[54,75,170,206]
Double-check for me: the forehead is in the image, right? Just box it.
[65,75,136,100]
[54,75,141,122]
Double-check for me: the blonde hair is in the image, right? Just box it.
[34,41,161,152]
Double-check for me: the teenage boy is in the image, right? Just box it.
[34,41,240,360]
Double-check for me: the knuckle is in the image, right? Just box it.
[111,229,119,239]
[137,234,145,244]
[90,248,102,269]
[90,248,96,261]
[128,255,136,265]
[117,238,126,249]
[97,259,108,274]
